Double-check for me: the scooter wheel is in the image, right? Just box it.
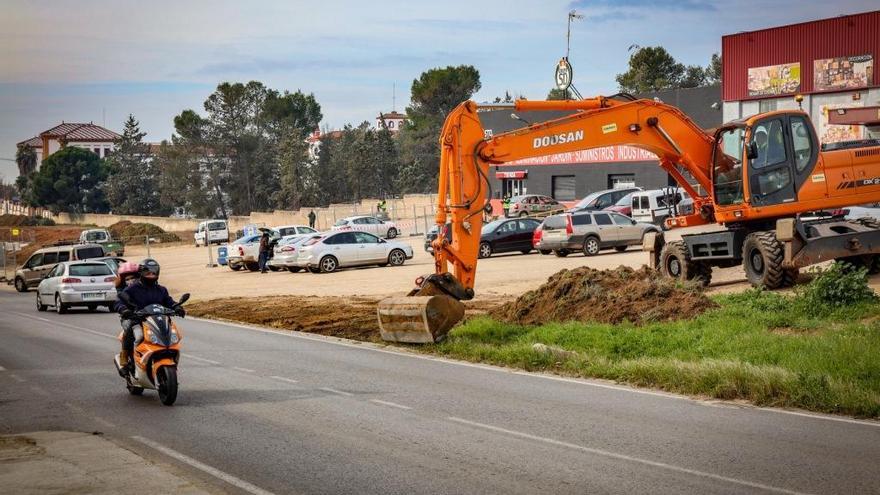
[127,385,144,395]
[157,367,178,406]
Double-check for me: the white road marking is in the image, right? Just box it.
[190,316,880,429]
[319,387,353,397]
[369,399,412,410]
[131,436,276,495]
[447,417,812,495]
[11,312,115,339]
[269,375,299,384]
[93,415,117,429]
[232,366,255,373]
[185,354,221,365]
[9,374,25,383]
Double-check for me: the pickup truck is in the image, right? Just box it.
[79,229,125,256]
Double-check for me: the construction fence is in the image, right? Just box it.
[0,229,35,284]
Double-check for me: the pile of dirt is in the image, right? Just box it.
[113,222,180,242]
[187,296,503,342]
[12,226,85,259]
[492,266,716,326]
[0,214,55,227]
[107,220,132,238]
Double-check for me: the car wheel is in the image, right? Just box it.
[36,293,47,312]
[14,277,27,293]
[554,249,569,257]
[287,267,302,273]
[582,237,601,256]
[245,262,260,272]
[268,265,280,272]
[478,242,492,259]
[615,245,628,253]
[229,263,242,271]
[386,227,398,239]
[308,266,321,274]
[518,211,529,218]
[520,248,532,254]
[388,249,406,266]
[55,294,68,314]
[539,249,552,255]
[319,256,338,273]
[87,304,98,312]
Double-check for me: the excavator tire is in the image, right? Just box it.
[742,231,785,289]
[836,255,880,274]
[659,241,711,286]
[782,268,800,287]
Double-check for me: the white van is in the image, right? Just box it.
[631,188,694,226]
[194,220,229,246]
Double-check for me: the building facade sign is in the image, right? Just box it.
[747,62,801,97]
[495,171,527,179]
[504,145,657,167]
[813,54,874,92]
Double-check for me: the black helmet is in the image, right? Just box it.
[139,258,160,282]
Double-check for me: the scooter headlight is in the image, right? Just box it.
[170,330,179,344]
[149,331,160,345]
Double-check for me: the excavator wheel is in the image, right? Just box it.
[742,232,785,289]
[659,241,711,286]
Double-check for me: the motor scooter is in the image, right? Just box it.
[113,292,190,405]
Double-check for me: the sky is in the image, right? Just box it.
[1,0,877,181]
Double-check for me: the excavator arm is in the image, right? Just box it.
[378,96,719,343]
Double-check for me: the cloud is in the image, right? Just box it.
[569,0,717,11]
[584,11,648,22]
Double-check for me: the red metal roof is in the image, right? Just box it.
[16,136,43,148]
[722,10,880,101]
[39,122,120,142]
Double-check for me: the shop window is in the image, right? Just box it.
[608,174,636,189]
[759,99,777,113]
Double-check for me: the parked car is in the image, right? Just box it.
[424,223,452,253]
[35,260,117,313]
[298,231,413,273]
[535,211,660,256]
[194,220,229,246]
[630,188,693,226]
[14,243,105,292]
[79,229,125,256]
[273,224,319,238]
[268,235,315,272]
[567,187,642,213]
[225,234,262,271]
[478,218,541,258]
[603,190,640,217]
[332,215,399,239]
[505,194,564,218]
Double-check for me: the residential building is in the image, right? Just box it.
[17,122,121,167]
[375,111,406,133]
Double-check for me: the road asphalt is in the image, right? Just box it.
[1,291,878,495]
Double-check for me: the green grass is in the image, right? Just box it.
[425,288,880,418]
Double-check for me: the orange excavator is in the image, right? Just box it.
[377,95,880,343]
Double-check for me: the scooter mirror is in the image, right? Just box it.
[178,293,191,304]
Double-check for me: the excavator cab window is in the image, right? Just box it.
[713,127,745,205]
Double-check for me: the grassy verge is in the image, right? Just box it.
[429,287,880,417]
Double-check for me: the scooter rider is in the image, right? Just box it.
[115,261,141,369]
[115,259,184,372]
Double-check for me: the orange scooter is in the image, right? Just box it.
[114,292,190,405]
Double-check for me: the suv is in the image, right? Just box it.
[535,211,659,257]
[506,195,564,218]
[567,187,642,213]
[14,243,105,292]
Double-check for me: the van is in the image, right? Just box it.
[194,220,229,246]
[14,243,106,292]
[630,188,694,226]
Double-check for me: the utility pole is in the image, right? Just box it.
[566,10,584,60]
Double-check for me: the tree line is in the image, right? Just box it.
[14,47,717,217]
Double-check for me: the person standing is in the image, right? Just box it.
[258,231,271,273]
[308,210,316,229]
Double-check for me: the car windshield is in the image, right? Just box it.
[482,220,505,233]
[208,222,226,231]
[69,264,112,276]
[75,246,104,259]
[84,231,107,241]
[334,219,349,226]
[614,193,634,206]
[573,191,603,209]
[233,235,259,245]
[279,236,308,246]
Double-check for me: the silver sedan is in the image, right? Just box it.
[298,231,414,273]
[36,261,117,314]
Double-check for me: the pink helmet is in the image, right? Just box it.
[118,261,141,278]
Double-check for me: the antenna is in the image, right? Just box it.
[566,10,584,59]
[392,83,396,112]
[102,107,106,126]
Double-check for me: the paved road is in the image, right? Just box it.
[1,291,878,495]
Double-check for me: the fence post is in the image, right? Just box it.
[206,237,215,268]
[145,235,151,258]
[423,205,430,236]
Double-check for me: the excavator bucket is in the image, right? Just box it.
[377,295,465,343]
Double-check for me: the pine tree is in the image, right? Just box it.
[105,115,165,215]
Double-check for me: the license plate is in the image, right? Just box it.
[82,292,103,301]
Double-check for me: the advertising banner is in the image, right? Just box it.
[747,62,801,97]
[813,54,873,91]
[504,145,657,166]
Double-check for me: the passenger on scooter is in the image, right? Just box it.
[115,259,185,370]
[114,261,141,368]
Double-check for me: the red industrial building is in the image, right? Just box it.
[722,10,880,143]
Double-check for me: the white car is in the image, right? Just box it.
[36,261,117,313]
[298,231,413,273]
[273,224,318,238]
[195,220,229,246]
[332,215,399,239]
[268,235,315,272]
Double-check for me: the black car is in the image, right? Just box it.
[424,223,453,253]
[478,218,541,258]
